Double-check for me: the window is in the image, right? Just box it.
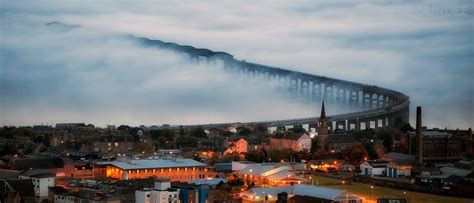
[115,142,119,147]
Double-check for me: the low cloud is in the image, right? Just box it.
[1,0,472,128]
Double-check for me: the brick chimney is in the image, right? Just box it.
[415,106,423,165]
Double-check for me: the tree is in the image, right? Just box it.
[189,128,207,139]
[156,136,168,149]
[380,134,394,152]
[364,142,378,160]
[137,141,154,153]
[291,125,306,134]
[237,128,251,136]
[343,142,368,165]
[149,130,161,140]
[255,124,268,134]
[245,150,265,162]
[267,149,291,162]
[176,136,198,148]
[294,149,311,162]
[310,138,319,153]
[400,123,414,133]
[179,126,186,136]
[117,125,131,131]
[220,131,234,137]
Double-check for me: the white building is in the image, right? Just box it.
[19,171,55,200]
[135,179,180,203]
[359,160,389,176]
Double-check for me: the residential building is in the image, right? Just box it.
[269,132,311,152]
[172,182,210,203]
[19,171,55,200]
[223,137,248,155]
[94,135,135,154]
[327,134,356,153]
[135,179,179,203]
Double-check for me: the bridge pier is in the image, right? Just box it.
[312,82,322,100]
[335,120,345,131]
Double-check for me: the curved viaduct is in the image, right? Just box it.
[134,36,410,131]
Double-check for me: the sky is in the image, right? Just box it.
[0,0,473,129]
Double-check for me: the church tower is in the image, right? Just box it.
[317,101,329,148]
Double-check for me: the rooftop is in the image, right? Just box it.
[20,169,56,178]
[188,178,227,186]
[243,185,361,201]
[383,152,415,161]
[440,167,473,177]
[97,158,206,170]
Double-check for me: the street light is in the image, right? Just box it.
[370,185,374,202]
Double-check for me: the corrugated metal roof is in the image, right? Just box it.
[97,158,206,170]
[441,167,472,177]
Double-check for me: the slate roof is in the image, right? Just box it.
[383,152,415,161]
[13,157,64,170]
[227,137,247,142]
[98,135,135,142]
[328,134,356,143]
[19,169,54,177]
[422,131,452,139]
[272,132,308,140]
[0,169,19,179]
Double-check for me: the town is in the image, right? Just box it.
[1,1,473,203]
[1,105,473,203]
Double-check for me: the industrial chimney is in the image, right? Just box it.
[415,106,423,165]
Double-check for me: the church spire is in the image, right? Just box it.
[320,101,326,119]
[317,101,329,150]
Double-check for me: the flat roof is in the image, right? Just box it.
[244,185,361,201]
[98,159,206,170]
